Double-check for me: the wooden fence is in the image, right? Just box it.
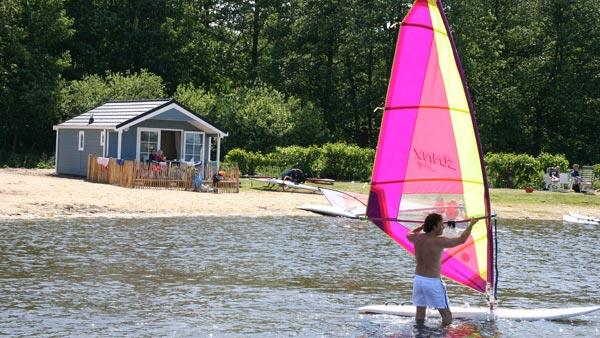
[87,155,240,193]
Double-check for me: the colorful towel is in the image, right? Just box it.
[96,157,110,168]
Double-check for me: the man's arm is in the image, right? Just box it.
[406,225,423,242]
[438,219,478,248]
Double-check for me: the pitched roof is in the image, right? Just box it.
[53,99,227,136]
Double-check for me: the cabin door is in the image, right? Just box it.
[160,130,182,161]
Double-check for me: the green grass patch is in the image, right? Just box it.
[489,188,600,207]
[242,178,600,210]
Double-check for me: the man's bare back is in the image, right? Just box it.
[408,219,476,278]
[406,213,477,326]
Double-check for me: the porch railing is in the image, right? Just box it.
[87,155,239,193]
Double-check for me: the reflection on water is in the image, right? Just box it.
[1,217,599,337]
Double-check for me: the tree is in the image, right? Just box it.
[58,70,166,122]
[175,83,326,153]
[0,0,73,153]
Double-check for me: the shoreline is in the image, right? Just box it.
[1,168,596,221]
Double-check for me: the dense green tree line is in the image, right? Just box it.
[1,0,599,164]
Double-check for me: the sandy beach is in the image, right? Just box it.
[0,168,325,219]
[0,168,595,221]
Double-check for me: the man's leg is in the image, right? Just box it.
[415,306,426,324]
[438,308,452,326]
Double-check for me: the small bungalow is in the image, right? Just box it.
[53,99,227,176]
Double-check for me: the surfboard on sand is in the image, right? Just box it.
[358,304,600,321]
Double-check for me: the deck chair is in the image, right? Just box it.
[580,166,595,193]
[544,167,553,190]
[545,167,562,191]
[558,173,571,192]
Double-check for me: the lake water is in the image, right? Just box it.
[1,216,599,337]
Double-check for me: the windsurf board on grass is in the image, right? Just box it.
[359,0,599,322]
[250,177,318,192]
[358,304,600,321]
[305,178,335,185]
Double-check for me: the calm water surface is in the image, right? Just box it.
[1,216,599,337]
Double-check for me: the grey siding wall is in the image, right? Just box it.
[56,129,104,176]
[154,108,193,122]
[57,130,81,175]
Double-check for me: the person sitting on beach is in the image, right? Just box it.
[549,165,560,183]
[571,164,582,193]
[213,170,225,185]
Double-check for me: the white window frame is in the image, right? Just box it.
[136,127,185,162]
[78,131,85,151]
[183,131,205,163]
[136,128,161,162]
[100,130,105,146]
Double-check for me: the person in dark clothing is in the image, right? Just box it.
[282,168,305,184]
[571,164,581,193]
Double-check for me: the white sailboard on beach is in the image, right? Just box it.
[297,188,368,218]
[360,0,600,321]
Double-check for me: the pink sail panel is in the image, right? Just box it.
[367,0,492,294]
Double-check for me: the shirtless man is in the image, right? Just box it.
[407,213,477,326]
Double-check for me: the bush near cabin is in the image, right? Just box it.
[224,143,374,181]
[227,148,594,189]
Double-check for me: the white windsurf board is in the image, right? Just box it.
[297,204,364,218]
[568,212,600,223]
[358,304,600,321]
[563,213,600,225]
[250,178,319,192]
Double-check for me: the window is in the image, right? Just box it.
[78,131,85,151]
[100,131,105,146]
[139,130,159,161]
[184,132,203,162]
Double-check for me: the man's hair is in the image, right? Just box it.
[423,213,443,233]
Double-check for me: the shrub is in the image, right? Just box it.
[223,148,264,175]
[318,143,374,181]
[485,153,541,188]
[537,152,569,173]
[266,145,324,178]
[0,150,55,169]
[224,142,374,181]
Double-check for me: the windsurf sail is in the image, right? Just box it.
[367,0,494,296]
[319,188,368,215]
